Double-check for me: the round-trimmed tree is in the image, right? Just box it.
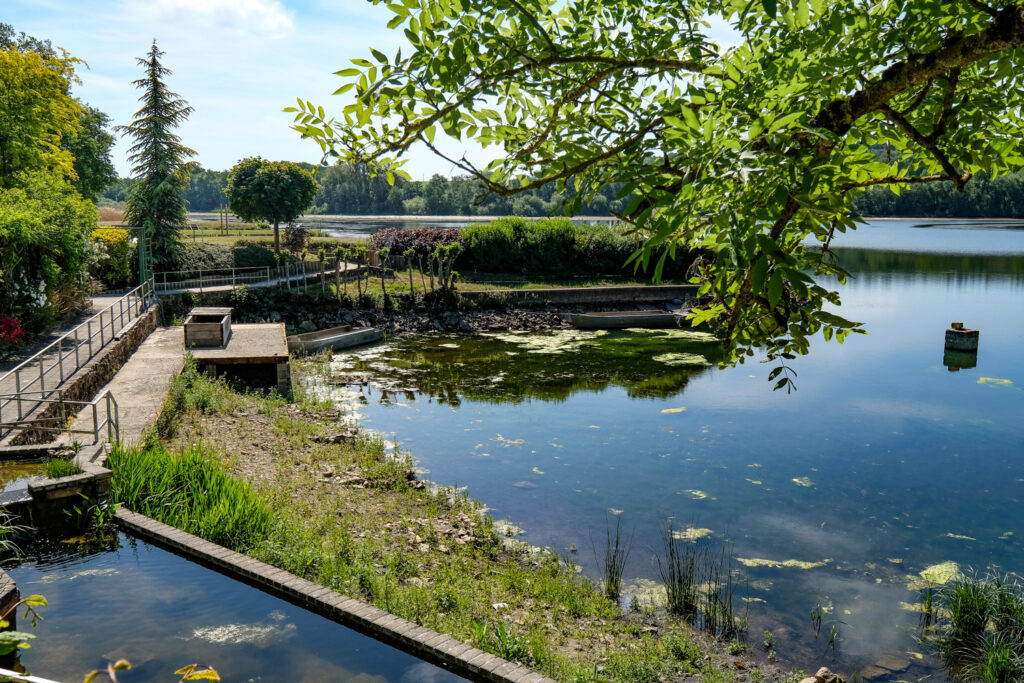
[225,157,317,254]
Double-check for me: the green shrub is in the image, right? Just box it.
[458,217,695,277]
[0,172,95,331]
[172,242,234,274]
[91,228,133,287]
[231,241,278,269]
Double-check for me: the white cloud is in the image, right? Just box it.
[122,0,294,39]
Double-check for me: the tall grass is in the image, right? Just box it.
[599,516,632,601]
[657,520,740,639]
[931,572,1024,682]
[108,442,273,551]
[44,458,83,479]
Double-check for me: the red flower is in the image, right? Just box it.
[0,316,26,345]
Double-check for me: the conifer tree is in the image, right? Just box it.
[118,40,194,271]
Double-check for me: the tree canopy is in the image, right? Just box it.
[225,156,317,253]
[118,40,195,271]
[0,47,81,188]
[291,0,1024,382]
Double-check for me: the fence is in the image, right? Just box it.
[154,260,362,294]
[0,279,153,431]
[0,389,119,446]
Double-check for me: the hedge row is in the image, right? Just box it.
[373,217,695,278]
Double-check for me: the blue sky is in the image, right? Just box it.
[8,1,738,181]
[6,0,486,179]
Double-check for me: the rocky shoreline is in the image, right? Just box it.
[277,300,689,336]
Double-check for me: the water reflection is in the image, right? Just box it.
[5,533,463,682]
[334,329,721,405]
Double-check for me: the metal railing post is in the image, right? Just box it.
[88,319,94,357]
[14,372,22,420]
[58,338,64,383]
[38,357,45,396]
[74,327,81,368]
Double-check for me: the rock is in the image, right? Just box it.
[798,667,845,683]
[459,319,473,332]
[311,431,357,444]
[269,311,282,322]
[343,312,354,323]
[299,319,317,333]
[432,320,444,332]
[874,655,909,673]
[672,298,683,305]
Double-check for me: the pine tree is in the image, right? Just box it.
[117,40,194,271]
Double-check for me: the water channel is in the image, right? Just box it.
[4,532,463,682]
[313,219,1024,680]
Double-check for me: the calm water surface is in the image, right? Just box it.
[317,219,1024,680]
[5,532,462,682]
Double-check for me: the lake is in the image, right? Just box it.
[314,219,1024,680]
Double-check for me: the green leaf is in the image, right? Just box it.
[767,272,783,307]
[762,0,777,18]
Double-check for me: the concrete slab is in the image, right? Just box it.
[190,324,288,365]
[61,327,184,454]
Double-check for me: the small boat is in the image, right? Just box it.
[287,325,382,354]
[571,310,684,330]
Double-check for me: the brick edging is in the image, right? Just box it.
[114,509,554,683]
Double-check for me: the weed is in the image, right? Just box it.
[811,597,824,638]
[656,520,740,638]
[763,629,774,650]
[597,515,631,601]
[44,458,83,479]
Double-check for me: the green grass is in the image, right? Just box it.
[108,442,273,551]
[44,458,83,479]
[932,572,1024,682]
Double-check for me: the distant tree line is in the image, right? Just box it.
[102,159,1024,220]
[103,163,634,217]
[853,169,1024,218]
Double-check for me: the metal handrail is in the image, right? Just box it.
[0,389,119,445]
[0,279,152,432]
[154,260,359,294]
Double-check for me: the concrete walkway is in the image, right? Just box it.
[61,327,184,458]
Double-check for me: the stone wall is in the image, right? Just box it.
[11,305,160,445]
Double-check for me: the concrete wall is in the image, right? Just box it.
[460,284,699,306]
[11,305,159,445]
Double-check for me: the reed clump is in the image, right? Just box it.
[108,442,273,551]
[657,520,740,639]
[928,572,1024,682]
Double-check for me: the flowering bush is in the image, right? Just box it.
[0,315,26,356]
[370,227,461,258]
[91,228,132,287]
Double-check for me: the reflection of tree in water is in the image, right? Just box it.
[344,332,721,405]
[834,247,1024,286]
